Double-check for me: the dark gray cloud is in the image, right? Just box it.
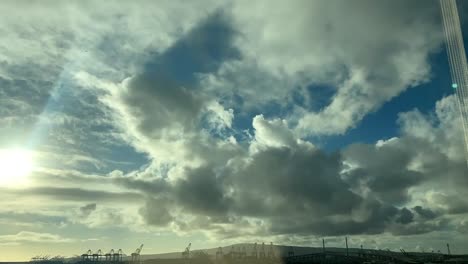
[114,176,169,195]
[267,199,402,236]
[79,203,97,217]
[389,218,450,236]
[133,141,432,237]
[230,145,360,217]
[456,220,468,234]
[123,74,203,135]
[139,197,174,226]
[431,193,468,215]
[343,141,425,205]
[413,206,438,220]
[396,208,414,224]
[174,166,231,216]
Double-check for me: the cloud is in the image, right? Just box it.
[0,231,73,244]
[227,0,442,136]
[342,141,425,205]
[1,0,468,252]
[413,206,438,220]
[251,115,297,150]
[0,211,67,228]
[79,203,97,217]
[71,202,143,230]
[203,101,234,133]
[0,187,143,203]
[75,10,244,171]
[427,192,468,215]
[395,208,414,224]
[129,107,464,238]
[174,166,232,216]
[139,197,174,227]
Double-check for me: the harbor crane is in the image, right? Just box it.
[114,249,123,262]
[267,242,274,258]
[182,243,191,264]
[92,249,102,262]
[131,244,144,263]
[215,247,223,260]
[105,249,114,262]
[182,243,191,259]
[81,250,92,262]
[252,242,258,259]
[259,242,266,258]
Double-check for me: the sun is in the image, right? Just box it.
[0,148,34,186]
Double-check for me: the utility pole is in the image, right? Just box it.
[322,239,325,253]
[259,242,266,258]
[447,243,451,255]
[345,237,349,257]
[252,242,258,259]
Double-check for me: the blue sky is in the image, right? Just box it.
[321,49,456,152]
[0,0,468,261]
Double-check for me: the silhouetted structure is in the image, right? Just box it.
[131,244,144,264]
[267,243,274,259]
[259,243,265,259]
[252,243,258,259]
[215,247,223,260]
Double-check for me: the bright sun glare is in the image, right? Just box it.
[0,148,34,186]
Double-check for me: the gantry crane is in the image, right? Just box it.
[216,247,223,260]
[81,250,92,262]
[92,249,102,262]
[252,243,258,259]
[114,249,123,262]
[267,242,274,258]
[105,249,114,262]
[131,244,144,264]
[259,242,266,258]
[182,243,191,258]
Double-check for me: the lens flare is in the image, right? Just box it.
[0,148,34,186]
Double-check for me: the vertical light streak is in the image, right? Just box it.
[440,0,468,167]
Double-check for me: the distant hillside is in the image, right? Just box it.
[135,243,388,261]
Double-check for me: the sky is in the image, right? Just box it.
[1,0,468,261]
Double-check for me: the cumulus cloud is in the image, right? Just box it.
[139,197,174,226]
[251,115,297,150]
[125,97,467,238]
[342,141,425,205]
[75,10,244,171]
[413,206,438,220]
[224,0,442,136]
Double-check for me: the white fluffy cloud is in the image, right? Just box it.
[251,115,298,150]
[217,0,442,135]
